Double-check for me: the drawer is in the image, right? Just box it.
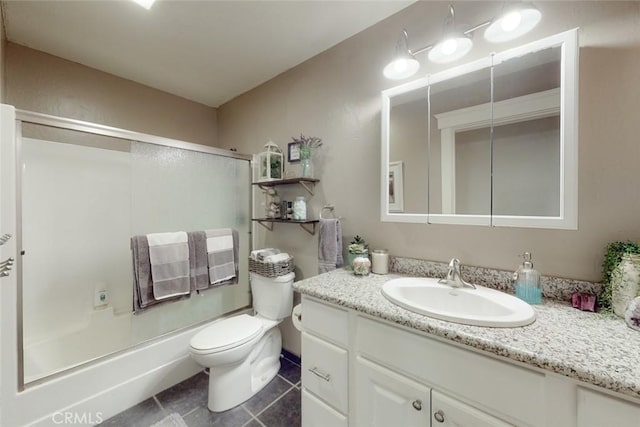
[302,332,348,414]
[357,316,545,426]
[302,297,348,346]
[302,389,348,427]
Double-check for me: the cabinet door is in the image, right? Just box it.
[431,390,514,427]
[577,388,640,427]
[355,356,430,427]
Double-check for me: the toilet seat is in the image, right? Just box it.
[190,314,264,354]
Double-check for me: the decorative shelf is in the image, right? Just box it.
[252,178,319,195]
[252,218,319,235]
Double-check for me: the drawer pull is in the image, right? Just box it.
[308,367,331,382]
[412,400,422,411]
[434,409,445,423]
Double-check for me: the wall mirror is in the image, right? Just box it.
[381,28,578,229]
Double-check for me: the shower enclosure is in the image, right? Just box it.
[0,105,253,425]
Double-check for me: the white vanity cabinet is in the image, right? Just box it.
[300,295,640,427]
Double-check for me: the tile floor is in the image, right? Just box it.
[100,353,301,427]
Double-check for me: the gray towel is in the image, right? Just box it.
[131,236,164,312]
[318,218,344,274]
[205,228,239,287]
[188,231,209,291]
[148,236,190,300]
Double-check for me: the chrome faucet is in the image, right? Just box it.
[438,258,476,289]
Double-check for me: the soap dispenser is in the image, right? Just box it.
[514,252,542,304]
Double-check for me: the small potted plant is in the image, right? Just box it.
[348,235,369,269]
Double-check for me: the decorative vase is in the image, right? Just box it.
[353,256,371,276]
[348,251,368,270]
[611,253,640,317]
[625,296,640,332]
[301,157,313,178]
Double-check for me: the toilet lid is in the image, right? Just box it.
[190,314,264,353]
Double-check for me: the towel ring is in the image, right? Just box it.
[320,204,341,220]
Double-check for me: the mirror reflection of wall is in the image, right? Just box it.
[389,86,429,214]
[492,46,561,217]
[430,66,492,216]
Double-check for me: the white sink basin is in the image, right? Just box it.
[382,277,536,327]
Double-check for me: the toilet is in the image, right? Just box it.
[189,272,295,412]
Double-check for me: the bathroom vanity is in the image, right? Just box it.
[294,269,640,427]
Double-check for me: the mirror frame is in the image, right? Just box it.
[380,28,579,229]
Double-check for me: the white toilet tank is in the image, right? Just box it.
[250,272,295,320]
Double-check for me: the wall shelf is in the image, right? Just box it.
[252,218,319,235]
[252,178,319,195]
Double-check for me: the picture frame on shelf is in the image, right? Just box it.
[389,161,404,212]
[288,142,301,163]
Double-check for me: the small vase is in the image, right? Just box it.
[301,157,313,178]
[348,252,368,270]
[611,253,640,317]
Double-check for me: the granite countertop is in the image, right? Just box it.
[293,268,640,401]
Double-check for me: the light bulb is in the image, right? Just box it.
[500,11,522,32]
[394,58,408,73]
[441,38,458,56]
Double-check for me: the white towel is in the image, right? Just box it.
[147,231,190,300]
[264,252,291,263]
[205,228,237,285]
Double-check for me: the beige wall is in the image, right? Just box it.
[217,1,640,354]
[0,3,5,103]
[6,43,218,146]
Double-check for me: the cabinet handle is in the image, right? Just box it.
[434,409,445,423]
[412,400,422,411]
[308,367,331,382]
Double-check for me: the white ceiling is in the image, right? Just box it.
[3,0,413,107]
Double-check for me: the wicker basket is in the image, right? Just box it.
[249,256,295,278]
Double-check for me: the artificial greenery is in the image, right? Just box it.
[348,235,368,254]
[600,241,640,312]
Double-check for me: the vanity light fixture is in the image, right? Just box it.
[428,5,473,64]
[131,0,156,10]
[484,3,542,43]
[383,2,542,79]
[383,30,421,80]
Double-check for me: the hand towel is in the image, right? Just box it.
[147,231,190,300]
[188,231,209,292]
[205,228,239,286]
[318,218,344,274]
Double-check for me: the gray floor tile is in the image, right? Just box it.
[183,405,252,427]
[242,376,292,415]
[278,357,301,385]
[156,371,209,415]
[98,398,166,427]
[257,388,301,427]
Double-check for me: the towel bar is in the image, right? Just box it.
[320,205,341,220]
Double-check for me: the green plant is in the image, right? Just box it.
[291,134,322,160]
[600,241,640,312]
[348,235,368,254]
